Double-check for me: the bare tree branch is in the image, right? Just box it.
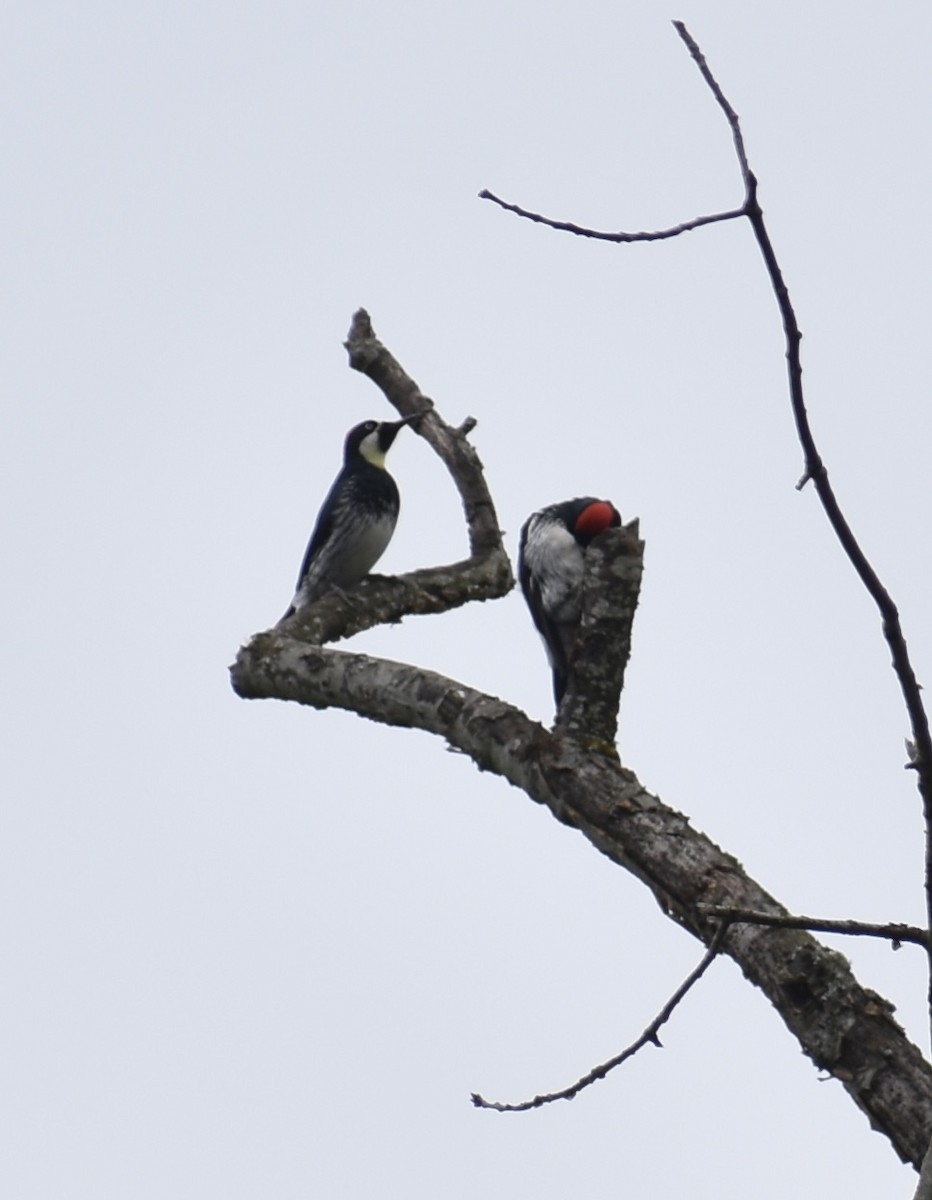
[344,308,506,561]
[234,308,932,1164]
[701,907,930,950]
[472,923,728,1112]
[671,21,750,179]
[481,20,932,1051]
[276,310,514,648]
[479,188,745,242]
[232,527,932,1166]
[670,17,932,1045]
[556,520,643,747]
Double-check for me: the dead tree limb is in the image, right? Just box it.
[277,309,514,651]
[478,17,932,1144]
[479,30,932,934]
[232,312,932,1167]
[234,593,932,1164]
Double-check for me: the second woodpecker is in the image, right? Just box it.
[518,496,621,706]
[283,414,418,618]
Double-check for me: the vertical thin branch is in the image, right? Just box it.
[672,18,932,1046]
[482,18,932,1055]
[671,22,751,179]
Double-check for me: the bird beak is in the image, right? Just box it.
[389,410,427,435]
[378,410,426,452]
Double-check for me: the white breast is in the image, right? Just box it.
[524,518,585,627]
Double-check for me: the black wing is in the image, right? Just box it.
[294,473,341,591]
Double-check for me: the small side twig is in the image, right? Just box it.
[479,188,745,243]
[701,907,929,950]
[471,923,728,1112]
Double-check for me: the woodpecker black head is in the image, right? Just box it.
[282,413,420,619]
[518,497,621,707]
[343,415,416,469]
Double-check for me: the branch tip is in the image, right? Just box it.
[472,924,726,1113]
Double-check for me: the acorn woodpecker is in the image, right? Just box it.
[518,497,621,706]
[283,415,418,618]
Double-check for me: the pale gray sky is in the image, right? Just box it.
[4,2,931,1195]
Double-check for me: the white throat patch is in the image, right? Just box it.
[358,428,386,468]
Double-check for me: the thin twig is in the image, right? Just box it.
[471,923,728,1112]
[701,907,929,950]
[670,18,932,1038]
[671,21,750,179]
[479,188,745,242]
[481,21,932,1045]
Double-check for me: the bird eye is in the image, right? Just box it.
[365,421,377,432]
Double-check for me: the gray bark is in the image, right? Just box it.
[232,311,932,1170]
[233,625,932,1167]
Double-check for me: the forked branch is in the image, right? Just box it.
[274,309,513,649]
[481,19,932,1043]
[232,310,932,1163]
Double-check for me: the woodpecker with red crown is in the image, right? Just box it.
[518,497,622,706]
[282,414,419,619]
